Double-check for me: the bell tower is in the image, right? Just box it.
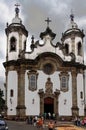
[61,12,85,63]
[4,4,28,118]
[5,4,28,61]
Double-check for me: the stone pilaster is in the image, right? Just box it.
[38,89,44,115]
[71,69,79,116]
[83,70,86,116]
[16,66,26,117]
[54,89,60,118]
[4,70,8,116]
[71,34,75,54]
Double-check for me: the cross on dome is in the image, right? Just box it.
[15,3,20,16]
[45,17,51,27]
[70,10,74,22]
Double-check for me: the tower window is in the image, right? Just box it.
[24,40,26,51]
[10,89,14,97]
[10,37,16,51]
[65,44,69,55]
[77,42,82,56]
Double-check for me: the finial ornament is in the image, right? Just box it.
[15,3,20,16]
[45,17,51,27]
[70,10,74,21]
[31,35,34,44]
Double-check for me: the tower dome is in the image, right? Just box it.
[68,13,78,29]
[12,4,22,24]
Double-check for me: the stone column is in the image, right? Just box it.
[83,70,86,115]
[54,90,60,119]
[71,69,79,116]
[4,70,8,116]
[16,66,26,118]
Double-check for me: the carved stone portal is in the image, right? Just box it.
[38,87,60,118]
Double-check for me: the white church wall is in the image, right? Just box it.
[25,70,73,116]
[77,74,84,116]
[59,72,72,116]
[37,71,60,92]
[25,70,61,115]
[7,71,17,115]
[8,32,19,60]
[25,70,40,116]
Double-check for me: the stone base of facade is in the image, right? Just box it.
[16,105,26,117]
[71,106,79,116]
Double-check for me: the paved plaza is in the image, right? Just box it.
[56,125,85,130]
[6,120,86,130]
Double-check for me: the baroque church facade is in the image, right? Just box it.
[3,5,86,119]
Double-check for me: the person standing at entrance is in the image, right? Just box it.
[48,120,55,130]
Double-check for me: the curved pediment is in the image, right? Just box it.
[35,52,64,72]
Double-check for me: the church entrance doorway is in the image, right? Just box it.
[44,97,54,114]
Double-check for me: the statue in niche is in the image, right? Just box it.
[45,77,53,94]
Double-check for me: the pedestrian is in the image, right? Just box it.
[48,120,55,130]
[37,117,44,129]
[33,117,37,126]
[74,116,78,126]
[48,112,51,119]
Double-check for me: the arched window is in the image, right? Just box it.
[65,44,69,55]
[10,37,16,51]
[10,89,14,97]
[77,42,82,56]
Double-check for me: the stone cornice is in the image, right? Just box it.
[5,23,28,37]
[3,57,86,71]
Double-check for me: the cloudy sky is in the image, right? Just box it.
[0,0,86,87]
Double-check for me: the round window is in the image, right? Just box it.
[43,63,54,75]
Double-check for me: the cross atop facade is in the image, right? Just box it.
[45,17,51,27]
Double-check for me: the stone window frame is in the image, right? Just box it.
[59,71,69,92]
[27,70,38,91]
